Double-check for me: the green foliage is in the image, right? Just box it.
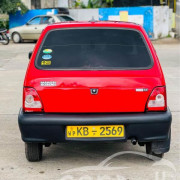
[0,20,9,29]
[103,0,114,7]
[87,0,101,8]
[74,0,114,9]
[74,0,86,8]
[0,0,28,14]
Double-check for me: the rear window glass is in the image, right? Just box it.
[36,28,152,70]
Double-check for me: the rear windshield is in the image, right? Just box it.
[36,28,152,70]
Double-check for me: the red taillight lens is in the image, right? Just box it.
[23,88,43,112]
[146,86,167,111]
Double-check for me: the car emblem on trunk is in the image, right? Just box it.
[40,81,56,86]
[90,88,98,95]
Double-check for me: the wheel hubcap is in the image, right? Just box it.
[13,34,20,42]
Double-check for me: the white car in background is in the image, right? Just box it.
[10,14,75,43]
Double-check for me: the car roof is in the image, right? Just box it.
[32,14,71,18]
[40,21,145,37]
[50,21,141,28]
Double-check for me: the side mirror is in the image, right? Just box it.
[29,51,33,59]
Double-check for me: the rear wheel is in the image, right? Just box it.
[25,143,43,162]
[146,142,164,158]
[1,34,9,45]
[146,129,171,159]
[12,32,22,43]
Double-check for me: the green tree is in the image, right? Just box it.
[74,0,114,8]
[87,0,101,8]
[87,0,114,8]
[103,0,114,7]
[0,0,28,14]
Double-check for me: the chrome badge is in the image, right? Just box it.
[40,81,56,87]
[136,88,148,92]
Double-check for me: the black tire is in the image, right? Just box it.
[12,32,22,43]
[25,143,43,162]
[146,142,164,159]
[146,129,171,159]
[1,34,9,45]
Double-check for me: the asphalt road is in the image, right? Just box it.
[0,39,179,180]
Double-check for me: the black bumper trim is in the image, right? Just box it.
[18,108,172,143]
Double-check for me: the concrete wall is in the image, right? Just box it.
[98,7,153,38]
[153,6,170,39]
[70,6,171,39]
[41,0,59,8]
[169,8,173,31]
[21,0,31,9]
[57,0,69,7]
[69,9,99,21]
[176,0,180,37]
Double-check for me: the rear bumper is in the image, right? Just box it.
[18,108,172,143]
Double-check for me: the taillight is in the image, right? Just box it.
[23,88,43,112]
[146,86,167,111]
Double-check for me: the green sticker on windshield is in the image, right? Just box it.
[43,49,52,54]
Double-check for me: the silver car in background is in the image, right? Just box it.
[10,14,74,43]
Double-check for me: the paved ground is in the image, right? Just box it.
[0,39,179,180]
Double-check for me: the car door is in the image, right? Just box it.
[21,16,42,40]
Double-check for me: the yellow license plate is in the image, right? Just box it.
[66,125,124,138]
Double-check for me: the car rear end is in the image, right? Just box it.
[18,22,172,161]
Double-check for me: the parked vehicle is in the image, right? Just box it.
[9,14,74,43]
[18,21,172,162]
[0,28,9,45]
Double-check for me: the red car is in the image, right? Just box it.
[18,21,172,162]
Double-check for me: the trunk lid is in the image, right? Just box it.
[33,74,160,113]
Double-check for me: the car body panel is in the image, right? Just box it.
[24,22,165,113]
[18,24,46,39]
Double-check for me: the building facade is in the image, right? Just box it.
[21,0,63,9]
